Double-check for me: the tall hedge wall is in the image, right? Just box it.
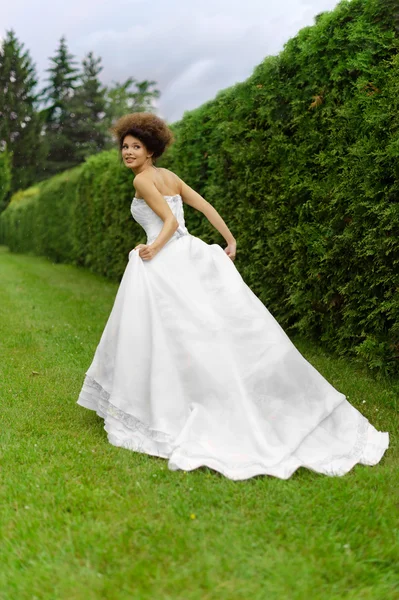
[0,0,398,375]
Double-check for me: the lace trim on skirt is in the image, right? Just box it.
[79,374,172,444]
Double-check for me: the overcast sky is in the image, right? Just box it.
[1,0,340,123]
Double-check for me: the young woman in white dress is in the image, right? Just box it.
[77,112,389,481]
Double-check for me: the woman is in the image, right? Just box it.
[77,112,389,480]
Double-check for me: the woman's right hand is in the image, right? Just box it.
[224,240,236,261]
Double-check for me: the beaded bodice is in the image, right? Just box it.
[131,194,189,245]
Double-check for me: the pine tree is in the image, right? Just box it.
[103,77,160,146]
[0,149,12,213]
[65,51,107,161]
[39,35,79,175]
[133,80,161,112]
[0,29,45,196]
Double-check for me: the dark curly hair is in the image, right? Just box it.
[110,112,174,160]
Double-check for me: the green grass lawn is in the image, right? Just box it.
[0,244,398,600]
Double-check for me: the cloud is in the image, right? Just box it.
[1,0,340,122]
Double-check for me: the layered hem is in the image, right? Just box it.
[77,374,389,481]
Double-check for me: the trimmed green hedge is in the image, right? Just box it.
[1,0,398,375]
[0,153,146,279]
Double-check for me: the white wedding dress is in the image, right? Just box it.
[77,194,389,480]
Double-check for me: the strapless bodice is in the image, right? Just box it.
[131,194,189,246]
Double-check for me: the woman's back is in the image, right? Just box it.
[134,167,181,199]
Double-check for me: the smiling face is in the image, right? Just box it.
[121,134,154,172]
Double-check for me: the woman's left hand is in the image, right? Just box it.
[224,240,236,261]
[133,244,159,261]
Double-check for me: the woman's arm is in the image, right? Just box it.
[133,174,179,260]
[178,178,236,260]
[179,179,236,244]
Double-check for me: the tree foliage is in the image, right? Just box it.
[0,149,12,212]
[102,77,160,147]
[0,33,161,185]
[0,30,45,202]
[38,38,160,174]
[38,35,80,176]
[64,51,108,161]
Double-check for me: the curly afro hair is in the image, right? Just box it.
[110,112,174,160]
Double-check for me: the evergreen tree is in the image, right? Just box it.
[103,77,160,146]
[0,148,12,213]
[133,80,160,112]
[39,35,79,175]
[0,29,45,197]
[65,51,107,161]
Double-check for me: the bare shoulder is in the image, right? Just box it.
[157,167,175,176]
[133,170,154,197]
[158,167,182,192]
[133,170,152,185]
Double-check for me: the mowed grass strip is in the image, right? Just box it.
[0,245,398,600]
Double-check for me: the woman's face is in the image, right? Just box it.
[121,135,153,171]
